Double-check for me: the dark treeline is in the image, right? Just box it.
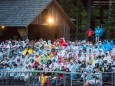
[57,0,115,41]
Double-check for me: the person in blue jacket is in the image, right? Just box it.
[102,40,114,52]
[100,26,105,41]
[94,26,104,43]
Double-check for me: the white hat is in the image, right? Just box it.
[8,41,11,44]
[103,58,107,60]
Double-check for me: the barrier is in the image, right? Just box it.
[0,70,115,86]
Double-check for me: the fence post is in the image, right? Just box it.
[101,72,102,86]
[56,72,58,86]
[112,72,114,86]
[95,73,96,86]
[6,71,7,85]
[83,73,86,86]
[113,73,115,86]
[2,71,4,85]
[40,72,42,86]
[63,73,66,86]
[29,72,31,86]
[111,72,113,86]
[71,73,72,86]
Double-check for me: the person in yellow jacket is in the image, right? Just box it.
[28,48,34,54]
[22,48,28,56]
[22,48,34,57]
[47,53,54,60]
[39,74,49,86]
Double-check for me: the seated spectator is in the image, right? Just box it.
[85,67,102,86]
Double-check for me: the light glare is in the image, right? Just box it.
[1,26,5,29]
[47,17,54,25]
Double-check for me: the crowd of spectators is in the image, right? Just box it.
[0,38,115,86]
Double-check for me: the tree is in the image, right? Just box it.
[57,0,89,40]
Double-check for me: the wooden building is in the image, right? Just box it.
[0,0,76,41]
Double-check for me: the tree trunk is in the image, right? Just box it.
[87,0,92,28]
[108,0,112,25]
[100,6,104,24]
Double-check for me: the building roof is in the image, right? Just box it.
[0,0,52,26]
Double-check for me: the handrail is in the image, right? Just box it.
[0,70,115,74]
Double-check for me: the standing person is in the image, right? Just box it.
[94,26,102,43]
[100,26,105,41]
[86,29,94,44]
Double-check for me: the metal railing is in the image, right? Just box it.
[0,70,115,86]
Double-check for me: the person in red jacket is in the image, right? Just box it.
[59,38,68,48]
[86,29,94,43]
